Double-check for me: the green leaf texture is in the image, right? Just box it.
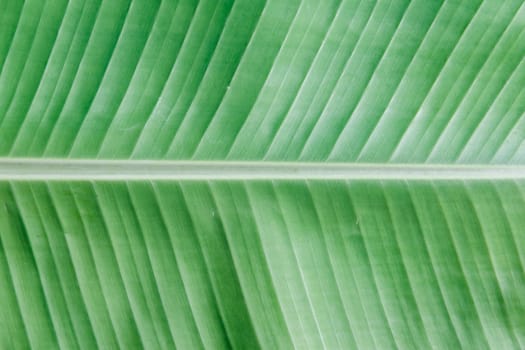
[1,180,525,349]
[0,0,524,162]
[2,0,525,349]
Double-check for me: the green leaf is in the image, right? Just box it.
[1,1,525,349]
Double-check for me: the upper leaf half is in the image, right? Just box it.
[0,0,524,162]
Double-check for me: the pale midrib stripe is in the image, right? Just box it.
[0,158,524,180]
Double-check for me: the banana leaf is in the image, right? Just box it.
[0,0,524,349]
